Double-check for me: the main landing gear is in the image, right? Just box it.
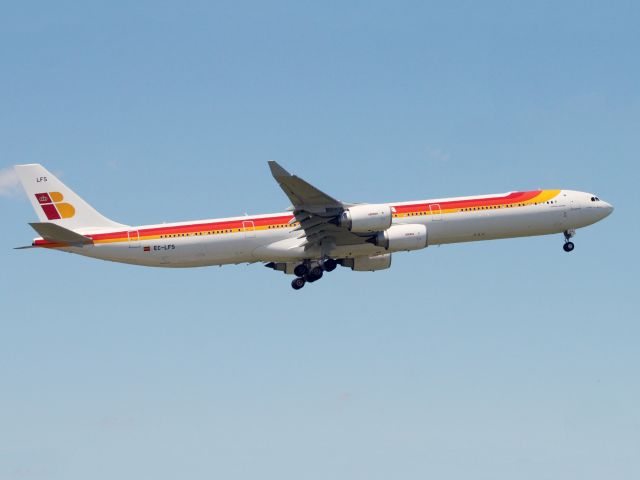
[291,277,306,290]
[563,229,575,252]
[290,259,337,290]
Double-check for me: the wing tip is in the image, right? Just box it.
[268,160,291,178]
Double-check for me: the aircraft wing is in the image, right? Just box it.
[268,161,343,211]
[268,161,367,249]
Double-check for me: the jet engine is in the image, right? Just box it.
[370,224,427,252]
[339,204,393,233]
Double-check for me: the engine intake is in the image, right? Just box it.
[370,224,427,252]
[339,204,393,233]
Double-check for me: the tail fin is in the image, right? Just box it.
[14,164,125,230]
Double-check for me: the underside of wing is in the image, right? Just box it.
[290,210,369,248]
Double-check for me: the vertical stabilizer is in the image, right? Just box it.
[14,164,126,230]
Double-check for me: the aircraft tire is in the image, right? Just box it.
[292,277,306,290]
[310,266,323,277]
[563,241,575,252]
[322,259,337,272]
[294,264,308,277]
[305,269,323,283]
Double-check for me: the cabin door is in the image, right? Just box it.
[243,221,256,239]
[127,230,140,248]
[429,203,442,221]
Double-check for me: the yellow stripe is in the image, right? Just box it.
[92,223,295,244]
[393,190,562,218]
[528,189,561,204]
[93,191,564,243]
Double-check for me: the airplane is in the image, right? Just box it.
[14,162,613,290]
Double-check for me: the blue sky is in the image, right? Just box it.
[1,1,638,479]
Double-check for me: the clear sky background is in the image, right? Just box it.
[1,1,638,479]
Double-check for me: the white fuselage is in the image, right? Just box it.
[36,189,613,268]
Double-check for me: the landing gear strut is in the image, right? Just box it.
[563,230,575,252]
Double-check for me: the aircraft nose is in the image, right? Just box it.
[601,201,614,218]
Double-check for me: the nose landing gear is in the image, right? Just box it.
[563,229,575,252]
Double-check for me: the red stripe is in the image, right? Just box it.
[36,192,546,246]
[34,239,63,247]
[88,215,296,241]
[392,191,541,213]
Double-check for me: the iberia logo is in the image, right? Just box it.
[35,192,75,220]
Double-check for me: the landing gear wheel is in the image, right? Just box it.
[294,264,308,277]
[291,277,306,290]
[305,267,324,283]
[563,241,575,252]
[322,259,337,272]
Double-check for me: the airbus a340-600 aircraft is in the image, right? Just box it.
[15,162,612,290]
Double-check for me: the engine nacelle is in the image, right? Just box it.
[343,253,392,271]
[339,204,393,233]
[372,224,428,252]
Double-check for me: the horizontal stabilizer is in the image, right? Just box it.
[29,222,93,245]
